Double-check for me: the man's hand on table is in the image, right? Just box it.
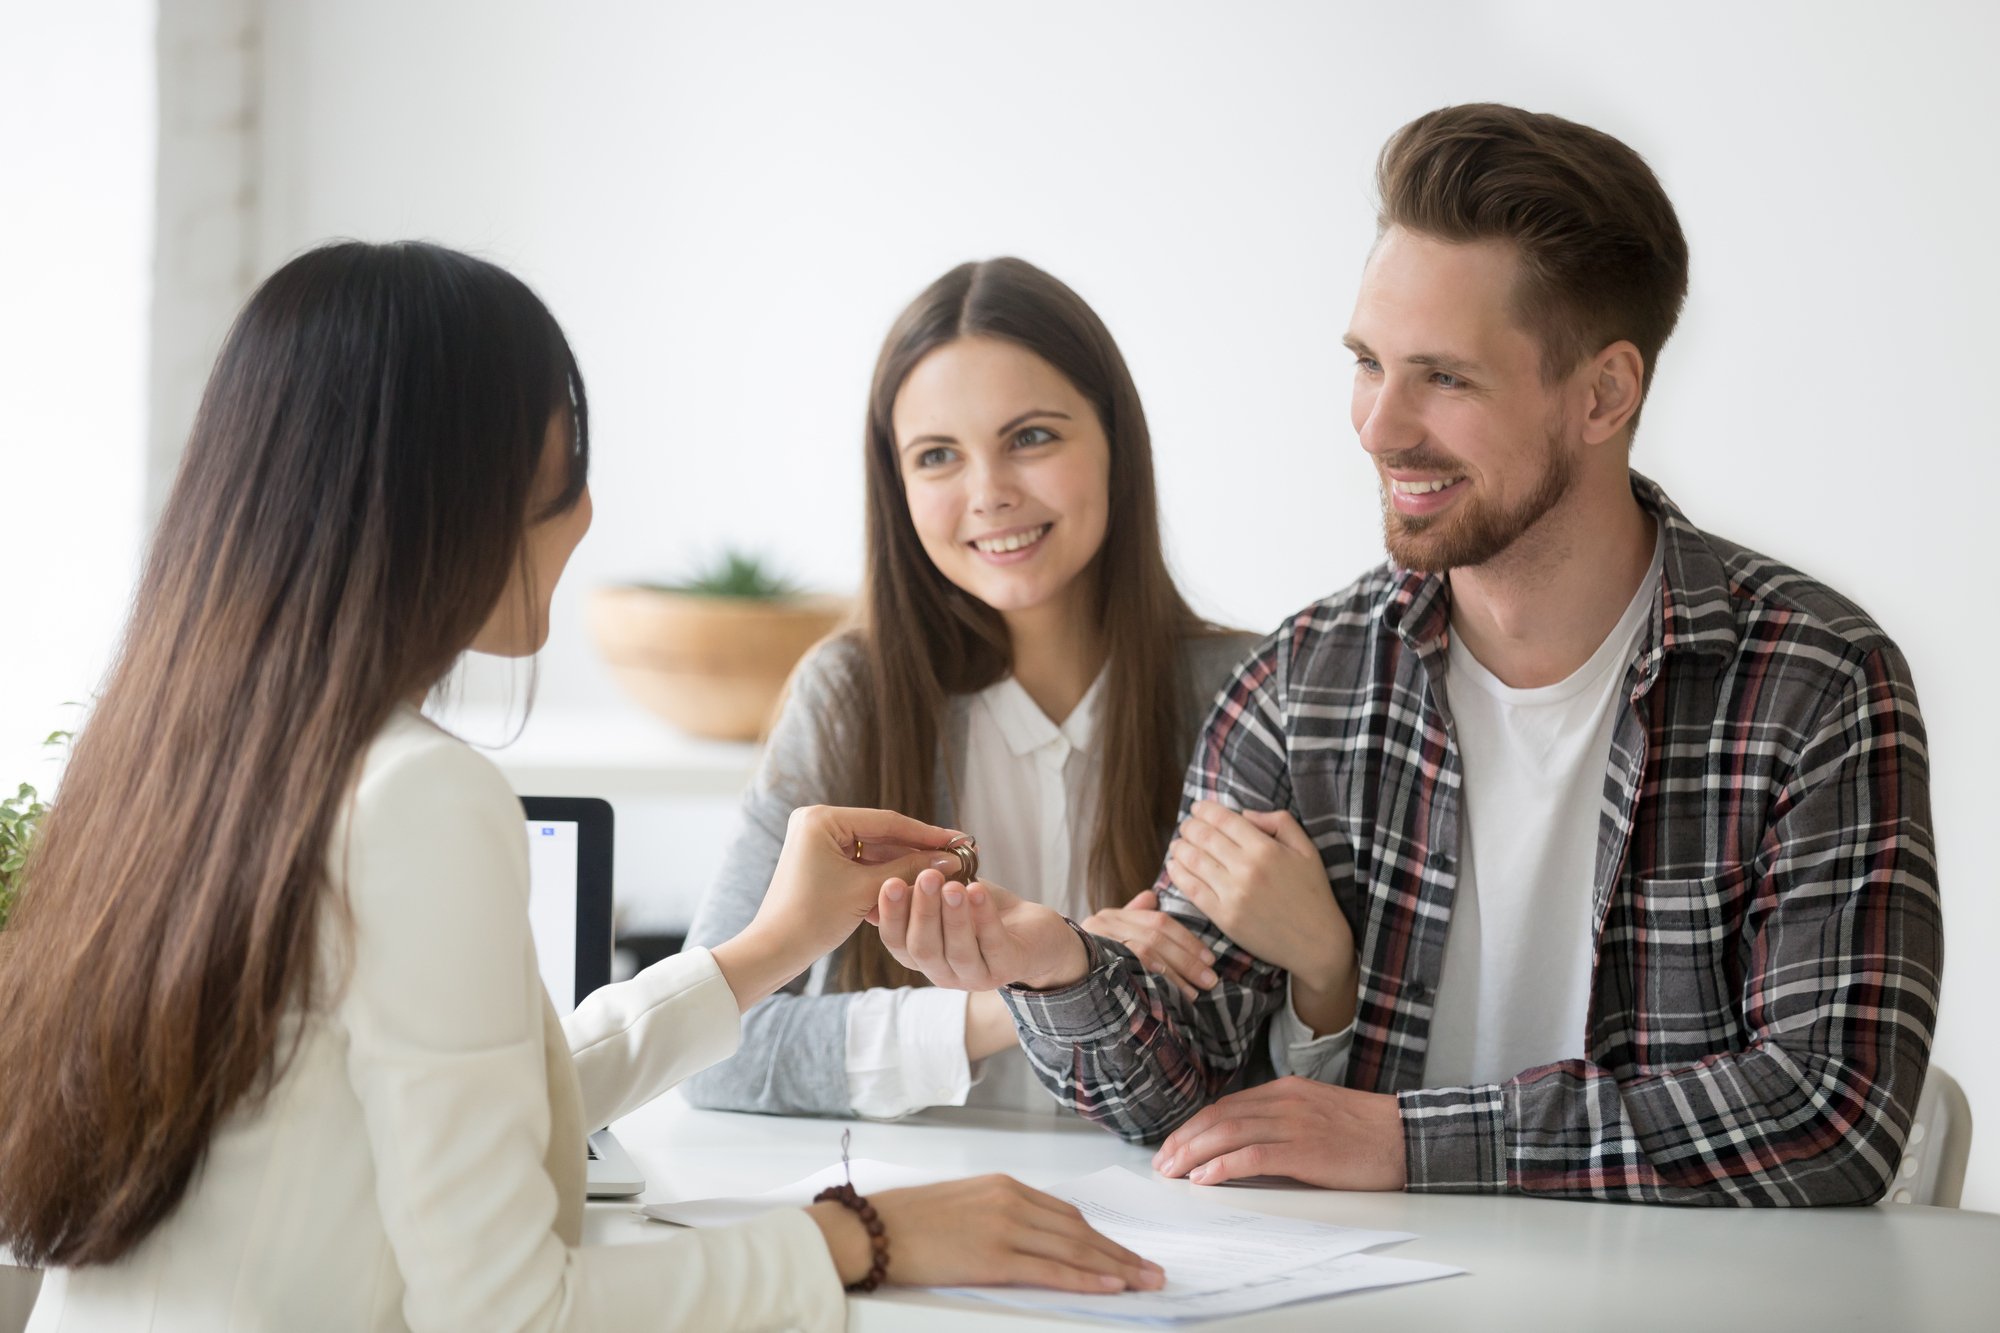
[1151,1078,1407,1191]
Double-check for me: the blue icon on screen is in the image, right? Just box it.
[540,827,555,836]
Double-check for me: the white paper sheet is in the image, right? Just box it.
[1002,1167,1417,1294]
[946,1251,1465,1325]
[644,1160,1463,1323]
[640,1158,948,1228]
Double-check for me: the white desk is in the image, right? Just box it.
[588,1093,2000,1332]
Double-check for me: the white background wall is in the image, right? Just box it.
[0,5,152,793]
[5,0,1994,1209]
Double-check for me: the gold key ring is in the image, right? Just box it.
[946,835,979,882]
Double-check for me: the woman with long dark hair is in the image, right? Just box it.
[0,242,1158,1329]
[683,259,1266,1119]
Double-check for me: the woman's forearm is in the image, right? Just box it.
[806,1201,873,1286]
[710,930,808,1012]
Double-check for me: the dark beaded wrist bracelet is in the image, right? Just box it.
[812,1183,890,1293]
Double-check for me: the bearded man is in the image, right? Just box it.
[870,102,1941,1206]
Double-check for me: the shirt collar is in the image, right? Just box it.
[1380,470,1739,673]
[976,666,1108,758]
[1631,471,1739,669]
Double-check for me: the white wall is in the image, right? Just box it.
[0,6,153,795]
[150,0,260,525]
[238,0,2000,1207]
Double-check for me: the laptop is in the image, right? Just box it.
[520,795,647,1198]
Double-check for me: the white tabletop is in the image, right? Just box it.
[587,1093,2000,1333]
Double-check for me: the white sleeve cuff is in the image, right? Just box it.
[1269,974,1354,1084]
[843,986,973,1119]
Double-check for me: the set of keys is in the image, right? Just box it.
[848,833,979,882]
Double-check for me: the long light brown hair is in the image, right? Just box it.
[0,241,588,1267]
[837,258,1221,991]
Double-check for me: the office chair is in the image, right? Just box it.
[0,1265,37,1333]
[1885,1065,1973,1207]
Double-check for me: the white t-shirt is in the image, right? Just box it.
[1275,534,1663,1090]
[1424,535,1663,1087]
[842,671,1105,1118]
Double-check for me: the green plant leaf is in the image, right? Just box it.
[0,773,48,928]
[648,547,801,600]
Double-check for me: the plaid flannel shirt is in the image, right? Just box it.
[1003,474,1941,1205]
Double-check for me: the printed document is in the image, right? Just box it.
[646,1161,1463,1322]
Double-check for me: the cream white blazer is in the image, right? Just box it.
[28,708,845,1332]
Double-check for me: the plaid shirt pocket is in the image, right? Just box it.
[1615,871,1751,1070]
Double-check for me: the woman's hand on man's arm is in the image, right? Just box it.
[1078,890,1217,1002]
[1166,801,1357,1037]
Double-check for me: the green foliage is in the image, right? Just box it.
[646,549,800,601]
[0,783,47,931]
[0,730,69,931]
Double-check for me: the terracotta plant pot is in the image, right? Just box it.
[588,586,849,742]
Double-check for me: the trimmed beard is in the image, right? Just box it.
[1380,426,1576,574]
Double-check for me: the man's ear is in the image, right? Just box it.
[1579,341,1646,446]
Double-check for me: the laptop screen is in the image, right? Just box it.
[525,819,581,1018]
[519,795,615,1017]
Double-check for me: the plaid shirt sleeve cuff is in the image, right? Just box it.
[1001,923,1136,1045]
[1398,1084,1510,1193]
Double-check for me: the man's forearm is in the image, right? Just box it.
[1402,1039,1926,1205]
[1005,925,1287,1144]
[1013,916,1091,992]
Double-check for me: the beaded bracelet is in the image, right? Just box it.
[811,1181,889,1292]
[814,1129,890,1293]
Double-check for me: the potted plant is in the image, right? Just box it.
[0,781,43,934]
[589,550,848,742]
[0,731,65,957]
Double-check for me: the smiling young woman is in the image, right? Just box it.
[682,258,1258,1121]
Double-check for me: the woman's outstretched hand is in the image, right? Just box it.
[808,1174,1165,1293]
[712,805,964,1010]
[871,870,1090,992]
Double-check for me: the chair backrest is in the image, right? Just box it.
[1885,1065,1973,1207]
[0,1265,39,1333]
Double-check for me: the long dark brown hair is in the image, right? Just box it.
[837,257,1221,992]
[0,241,588,1267]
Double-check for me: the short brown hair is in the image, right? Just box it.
[1376,103,1689,425]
